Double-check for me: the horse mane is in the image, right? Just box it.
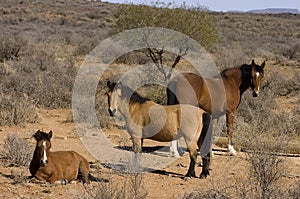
[109,82,149,104]
[221,64,252,80]
[240,64,252,80]
[122,85,150,104]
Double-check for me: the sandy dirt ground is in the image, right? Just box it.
[0,109,299,199]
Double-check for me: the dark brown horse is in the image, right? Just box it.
[167,60,265,155]
[29,130,90,184]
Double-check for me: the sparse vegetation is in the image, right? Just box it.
[0,134,32,167]
[0,0,299,198]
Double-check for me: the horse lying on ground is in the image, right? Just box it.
[29,130,90,184]
[168,60,265,156]
[106,81,212,179]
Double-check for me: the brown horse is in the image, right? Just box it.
[167,60,265,155]
[106,81,212,178]
[29,130,90,184]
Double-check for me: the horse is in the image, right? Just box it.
[29,130,90,184]
[106,81,212,179]
[167,60,265,155]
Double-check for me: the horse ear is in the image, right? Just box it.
[48,130,53,139]
[251,59,256,66]
[33,130,41,140]
[261,61,266,69]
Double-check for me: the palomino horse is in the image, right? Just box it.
[167,60,265,155]
[29,130,90,184]
[106,81,212,178]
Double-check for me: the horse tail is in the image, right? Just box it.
[167,80,179,105]
[78,156,90,184]
[87,173,109,183]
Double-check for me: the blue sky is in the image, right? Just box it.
[104,0,300,12]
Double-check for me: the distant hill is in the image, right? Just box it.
[248,8,300,14]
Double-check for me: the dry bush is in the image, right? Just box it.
[86,173,147,199]
[0,34,22,62]
[183,190,231,199]
[10,168,28,185]
[84,155,147,199]
[0,90,38,126]
[0,134,32,167]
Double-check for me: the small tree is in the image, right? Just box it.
[114,1,218,83]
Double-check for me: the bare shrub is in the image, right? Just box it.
[0,134,32,167]
[85,172,147,199]
[182,190,231,199]
[10,168,28,185]
[244,136,286,199]
[0,91,38,126]
[0,35,22,62]
[85,154,147,199]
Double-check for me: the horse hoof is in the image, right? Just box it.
[184,176,191,181]
[200,170,210,179]
[172,153,181,158]
[199,174,207,179]
[228,145,237,156]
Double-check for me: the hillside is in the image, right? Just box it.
[248,8,300,14]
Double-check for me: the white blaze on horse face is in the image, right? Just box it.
[42,141,48,165]
[255,72,261,93]
[110,88,122,113]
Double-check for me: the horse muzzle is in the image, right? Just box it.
[40,159,48,167]
[108,108,116,117]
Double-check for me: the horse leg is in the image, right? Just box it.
[200,152,211,178]
[170,140,181,157]
[198,112,212,178]
[226,111,237,155]
[48,174,67,185]
[198,113,212,157]
[132,136,142,153]
[185,144,198,178]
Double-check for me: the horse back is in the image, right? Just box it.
[169,73,226,114]
[169,73,211,110]
[50,150,89,168]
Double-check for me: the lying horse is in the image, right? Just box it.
[106,81,212,178]
[29,130,90,184]
[168,60,265,155]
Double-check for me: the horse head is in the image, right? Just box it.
[106,81,122,117]
[250,60,265,97]
[33,130,52,167]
